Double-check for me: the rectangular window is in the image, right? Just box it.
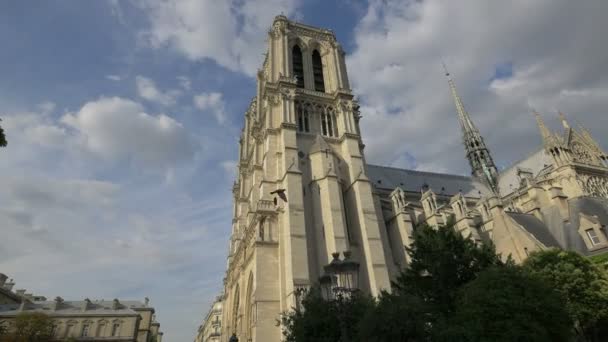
[112,323,120,337]
[65,324,74,337]
[82,324,90,337]
[586,229,601,245]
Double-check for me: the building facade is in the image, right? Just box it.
[217,15,608,342]
[0,274,163,342]
[195,295,223,342]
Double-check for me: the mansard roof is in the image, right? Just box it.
[506,212,561,248]
[367,164,492,198]
[540,197,608,256]
[0,300,149,317]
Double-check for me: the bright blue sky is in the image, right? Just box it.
[2,1,608,341]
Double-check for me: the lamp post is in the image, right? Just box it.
[319,251,360,342]
[229,333,239,342]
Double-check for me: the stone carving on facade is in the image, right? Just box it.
[271,19,286,39]
[571,141,597,165]
[585,176,608,198]
[266,93,281,107]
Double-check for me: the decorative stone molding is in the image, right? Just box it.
[585,176,608,198]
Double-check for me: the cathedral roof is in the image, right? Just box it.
[367,164,492,198]
[506,212,561,248]
[539,197,608,256]
[497,148,553,196]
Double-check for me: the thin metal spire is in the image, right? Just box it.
[443,64,499,193]
[443,64,477,133]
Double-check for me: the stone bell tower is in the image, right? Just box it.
[221,15,392,342]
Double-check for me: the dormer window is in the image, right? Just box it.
[312,50,325,92]
[292,45,305,88]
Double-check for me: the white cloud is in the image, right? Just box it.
[3,111,67,149]
[134,0,300,76]
[106,74,122,81]
[62,96,196,167]
[38,101,56,115]
[135,75,181,106]
[177,76,191,90]
[193,92,227,124]
[348,0,608,172]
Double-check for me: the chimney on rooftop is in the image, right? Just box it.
[53,296,64,311]
[82,298,92,312]
[0,273,7,287]
[4,279,15,291]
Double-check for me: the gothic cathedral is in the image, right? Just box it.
[218,16,608,342]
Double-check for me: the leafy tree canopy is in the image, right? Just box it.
[0,118,6,147]
[281,288,374,342]
[394,223,502,318]
[10,312,54,342]
[439,265,572,342]
[524,248,608,339]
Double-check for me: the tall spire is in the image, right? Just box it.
[444,65,499,193]
[558,111,571,129]
[443,63,478,133]
[533,110,552,142]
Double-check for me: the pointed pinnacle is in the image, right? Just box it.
[558,111,570,129]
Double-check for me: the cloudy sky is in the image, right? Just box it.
[1,1,607,340]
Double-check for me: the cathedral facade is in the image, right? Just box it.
[217,16,608,342]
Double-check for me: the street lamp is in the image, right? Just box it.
[229,333,239,342]
[319,251,360,342]
[320,251,360,298]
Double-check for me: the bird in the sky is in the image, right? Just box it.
[270,189,288,205]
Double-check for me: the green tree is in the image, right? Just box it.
[524,249,608,340]
[281,288,374,342]
[439,265,573,342]
[0,118,6,147]
[394,223,502,320]
[358,222,502,341]
[11,312,54,342]
[358,291,429,342]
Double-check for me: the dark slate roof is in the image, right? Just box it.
[538,196,608,256]
[507,212,561,248]
[367,164,492,198]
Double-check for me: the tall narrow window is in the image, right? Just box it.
[321,113,328,136]
[586,229,601,245]
[111,323,120,337]
[292,45,305,88]
[65,324,74,337]
[82,324,90,337]
[296,106,310,133]
[312,50,325,92]
[297,111,304,132]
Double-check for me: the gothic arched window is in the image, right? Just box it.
[296,104,310,133]
[312,50,325,92]
[320,108,338,138]
[292,45,305,88]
